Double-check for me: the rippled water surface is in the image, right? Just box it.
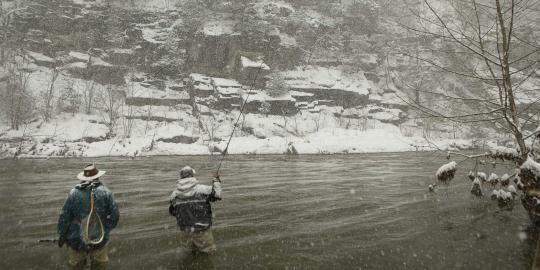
[0,153,536,269]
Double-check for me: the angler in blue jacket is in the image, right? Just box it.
[57,164,120,270]
[169,166,222,254]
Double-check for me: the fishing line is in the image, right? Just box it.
[215,41,275,174]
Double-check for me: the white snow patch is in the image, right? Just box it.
[290,90,314,97]
[436,161,457,178]
[278,32,297,47]
[2,114,107,142]
[282,66,370,96]
[490,145,520,158]
[240,56,270,70]
[477,172,487,181]
[521,157,540,177]
[212,77,242,87]
[201,20,235,36]
[26,51,55,63]
[488,173,499,182]
[69,51,90,62]
[127,82,189,100]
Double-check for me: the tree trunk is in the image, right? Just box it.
[44,69,59,121]
[495,0,526,161]
[1,19,7,65]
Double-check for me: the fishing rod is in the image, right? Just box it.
[215,41,275,174]
[38,239,60,243]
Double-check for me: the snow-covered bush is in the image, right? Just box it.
[436,161,457,182]
[487,173,500,186]
[470,178,482,197]
[519,157,540,190]
[490,146,521,162]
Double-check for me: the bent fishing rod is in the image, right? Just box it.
[215,41,274,174]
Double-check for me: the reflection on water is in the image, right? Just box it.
[0,153,535,269]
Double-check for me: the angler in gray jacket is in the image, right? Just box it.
[169,166,222,253]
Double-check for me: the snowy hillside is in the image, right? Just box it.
[2,0,535,158]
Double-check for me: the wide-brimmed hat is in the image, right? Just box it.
[77,164,106,181]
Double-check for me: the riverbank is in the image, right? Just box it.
[1,125,476,159]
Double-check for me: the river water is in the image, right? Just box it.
[0,153,536,269]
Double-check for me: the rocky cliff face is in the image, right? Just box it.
[0,0,474,158]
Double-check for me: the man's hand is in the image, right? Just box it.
[212,171,220,179]
[58,237,66,248]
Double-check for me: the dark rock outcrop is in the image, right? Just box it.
[157,135,199,144]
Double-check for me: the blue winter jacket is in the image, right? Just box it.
[57,180,119,251]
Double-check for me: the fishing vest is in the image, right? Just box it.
[171,193,213,232]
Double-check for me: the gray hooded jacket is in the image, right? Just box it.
[169,177,221,232]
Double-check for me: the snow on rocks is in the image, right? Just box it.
[26,51,56,67]
[138,22,171,44]
[277,32,297,47]
[125,81,190,106]
[0,63,482,160]
[68,51,91,62]
[59,51,127,84]
[188,73,215,97]
[241,90,296,115]
[200,20,235,36]
[436,161,457,183]
[154,124,199,144]
[240,56,270,70]
[281,66,370,96]
[1,113,107,143]
[125,105,192,122]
